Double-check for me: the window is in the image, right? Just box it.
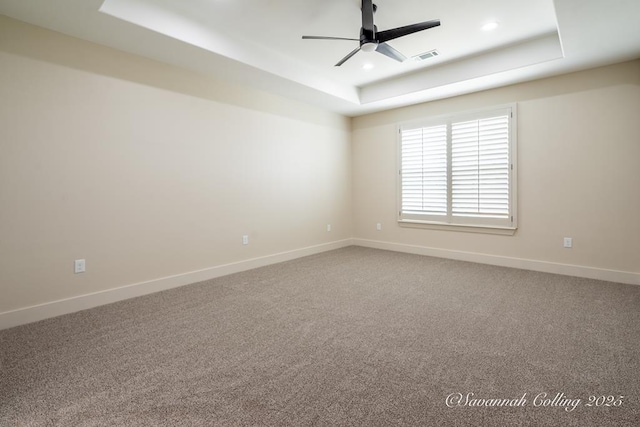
[398,105,517,233]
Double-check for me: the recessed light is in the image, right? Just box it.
[362,63,374,70]
[482,22,499,31]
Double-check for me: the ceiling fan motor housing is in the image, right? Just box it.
[360,26,379,51]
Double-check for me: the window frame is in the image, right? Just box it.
[396,104,518,235]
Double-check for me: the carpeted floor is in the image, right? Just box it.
[1,246,639,426]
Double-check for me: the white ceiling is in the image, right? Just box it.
[1,0,639,116]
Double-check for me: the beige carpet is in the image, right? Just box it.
[1,246,639,426]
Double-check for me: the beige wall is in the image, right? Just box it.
[353,60,640,274]
[1,15,639,317]
[0,16,352,313]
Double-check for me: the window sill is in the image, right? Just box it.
[398,220,517,236]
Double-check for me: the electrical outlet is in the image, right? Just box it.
[242,235,249,245]
[376,223,382,231]
[74,259,86,274]
[563,237,573,248]
[327,224,331,232]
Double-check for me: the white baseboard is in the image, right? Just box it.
[0,239,354,331]
[4,238,636,331]
[353,238,640,286]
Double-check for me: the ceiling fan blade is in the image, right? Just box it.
[376,19,441,43]
[302,36,359,41]
[335,47,361,66]
[375,42,407,62]
[361,0,375,34]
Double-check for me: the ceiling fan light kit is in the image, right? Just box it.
[302,0,440,67]
[361,41,378,52]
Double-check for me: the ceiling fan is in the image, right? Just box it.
[302,0,441,66]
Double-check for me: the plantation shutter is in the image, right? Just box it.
[451,114,510,220]
[399,106,515,229]
[400,125,448,219]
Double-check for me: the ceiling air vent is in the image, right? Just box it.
[413,49,440,62]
